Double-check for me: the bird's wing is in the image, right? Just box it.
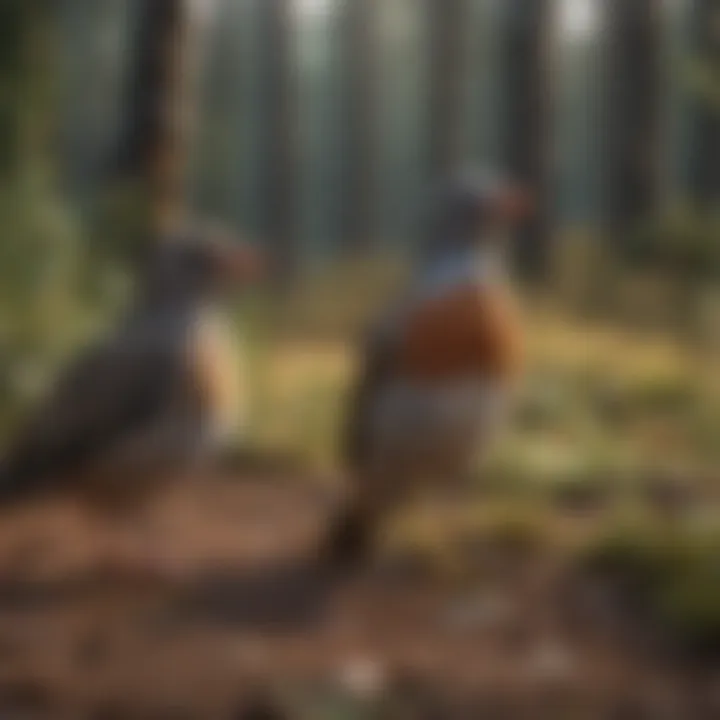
[0,334,180,498]
[343,301,406,471]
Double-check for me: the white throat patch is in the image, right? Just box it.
[419,247,503,301]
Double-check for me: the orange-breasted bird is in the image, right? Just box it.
[0,226,260,578]
[320,169,532,569]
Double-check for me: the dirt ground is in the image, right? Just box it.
[0,474,716,720]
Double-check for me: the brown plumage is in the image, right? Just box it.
[322,169,532,569]
[392,284,523,382]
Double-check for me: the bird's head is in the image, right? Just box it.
[140,224,263,305]
[423,167,534,262]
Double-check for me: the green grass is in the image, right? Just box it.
[2,264,720,650]
[235,292,720,647]
[242,306,720,482]
[581,516,720,654]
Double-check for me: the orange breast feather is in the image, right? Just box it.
[394,284,523,382]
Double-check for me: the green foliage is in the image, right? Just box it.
[487,363,717,502]
[0,2,103,436]
[583,519,720,654]
[79,180,155,312]
[0,180,92,434]
[686,55,720,115]
[608,373,702,417]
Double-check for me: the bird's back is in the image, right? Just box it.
[0,309,206,505]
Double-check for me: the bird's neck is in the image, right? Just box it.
[418,244,505,296]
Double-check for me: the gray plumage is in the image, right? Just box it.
[0,231,253,513]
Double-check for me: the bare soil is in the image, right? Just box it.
[0,474,716,719]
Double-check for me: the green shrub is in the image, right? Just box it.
[0,178,93,435]
[583,519,720,655]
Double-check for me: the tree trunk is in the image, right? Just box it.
[257,0,299,282]
[497,0,554,284]
[339,0,379,255]
[601,0,663,237]
[116,0,196,235]
[687,0,720,205]
[425,0,469,178]
[0,1,25,179]
[0,0,56,182]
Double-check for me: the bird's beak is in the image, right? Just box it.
[487,185,535,225]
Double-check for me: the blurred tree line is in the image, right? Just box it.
[0,0,86,432]
[9,1,720,266]
[0,0,719,431]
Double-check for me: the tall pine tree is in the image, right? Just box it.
[498,0,554,282]
[116,0,195,235]
[338,0,379,254]
[425,0,469,178]
[256,0,300,280]
[601,0,663,236]
[686,0,720,205]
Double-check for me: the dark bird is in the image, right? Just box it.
[0,226,260,579]
[320,168,533,569]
